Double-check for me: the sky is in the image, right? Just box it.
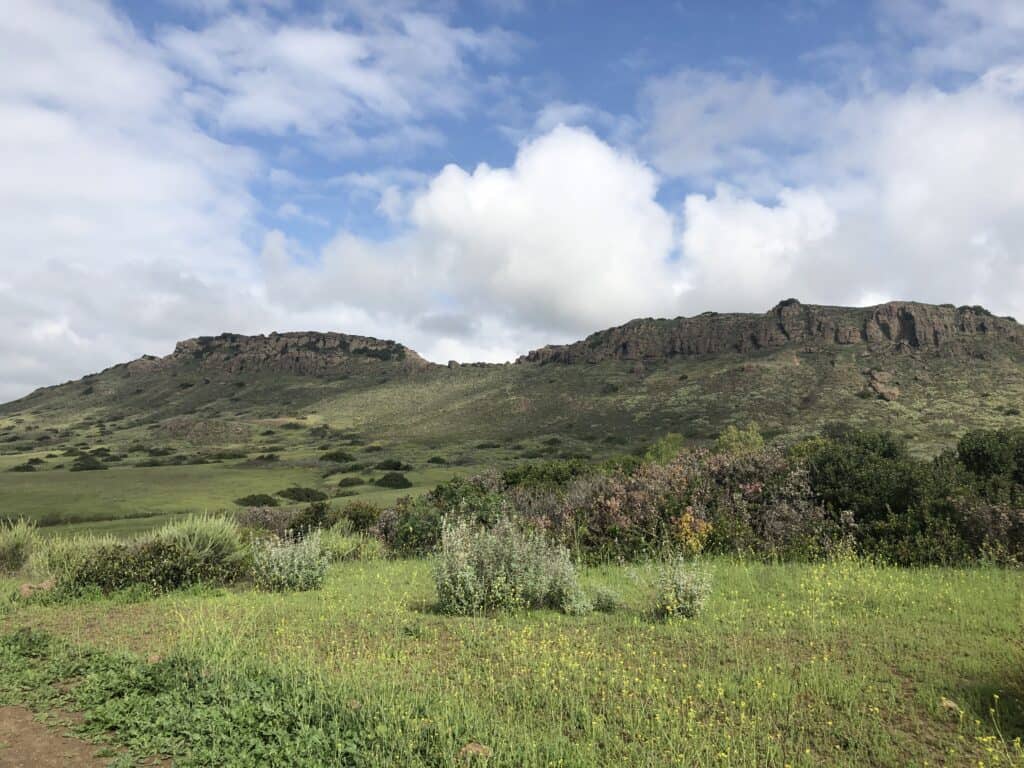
[2,0,1024,402]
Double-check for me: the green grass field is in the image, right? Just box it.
[2,557,1022,766]
[0,454,475,535]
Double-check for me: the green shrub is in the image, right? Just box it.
[288,501,336,533]
[277,487,328,503]
[652,557,711,619]
[340,500,380,532]
[374,497,442,556]
[69,454,107,472]
[0,519,37,574]
[234,493,279,507]
[592,586,622,613]
[434,518,588,615]
[29,515,246,595]
[8,462,36,472]
[337,476,364,488]
[374,459,412,471]
[320,529,384,563]
[427,456,447,464]
[374,472,412,489]
[715,423,765,455]
[252,532,327,591]
[321,449,355,463]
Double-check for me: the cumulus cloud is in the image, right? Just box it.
[272,126,684,338]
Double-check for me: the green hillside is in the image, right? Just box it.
[2,300,1023,533]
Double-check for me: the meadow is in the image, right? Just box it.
[1,557,1022,766]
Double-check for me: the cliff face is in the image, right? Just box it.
[519,300,1024,364]
[160,332,432,375]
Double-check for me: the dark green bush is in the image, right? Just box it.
[340,500,380,532]
[277,487,328,503]
[337,476,364,488]
[374,496,443,556]
[374,459,412,471]
[320,449,355,463]
[234,494,279,507]
[69,454,108,472]
[374,472,412,489]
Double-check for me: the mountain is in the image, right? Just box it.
[2,300,1023,462]
[520,300,1023,363]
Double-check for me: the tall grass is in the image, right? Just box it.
[0,518,37,574]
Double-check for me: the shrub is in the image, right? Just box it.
[235,493,279,507]
[715,423,765,455]
[235,506,303,537]
[320,529,384,563]
[340,500,379,532]
[591,586,622,614]
[252,532,327,591]
[277,487,328,503]
[69,454,107,472]
[434,518,588,615]
[29,515,246,595]
[289,501,336,533]
[374,459,412,471]
[427,456,447,464]
[8,463,36,472]
[374,472,412,489]
[651,557,711,619]
[374,496,443,556]
[336,476,364,488]
[321,449,355,463]
[0,519,37,574]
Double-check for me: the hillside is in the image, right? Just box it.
[1,299,1023,530]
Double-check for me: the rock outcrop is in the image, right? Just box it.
[163,332,431,375]
[518,300,1023,364]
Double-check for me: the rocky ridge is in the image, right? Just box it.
[138,332,432,376]
[518,300,1024,364]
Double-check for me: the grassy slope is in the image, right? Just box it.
[1,342,1023,534]
[2,557,1022,766]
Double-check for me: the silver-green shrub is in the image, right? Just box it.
[252,531,328,591]
[0,519,37,574]
[434,517,588,615]
[653,556,711,619]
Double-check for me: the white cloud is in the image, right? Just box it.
[641,70,836,182]
[159,5,518,149]
[270,126,683,341]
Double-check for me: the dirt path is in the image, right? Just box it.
[0,706,108,767]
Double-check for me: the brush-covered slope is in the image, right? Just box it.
[2,299,1024,458]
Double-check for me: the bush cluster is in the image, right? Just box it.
[30,515,247,595]
[434,518,588,615]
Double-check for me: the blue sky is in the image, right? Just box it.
[2,0,1024,400]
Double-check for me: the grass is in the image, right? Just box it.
[2,556,1022,766]
[0,462,470,536]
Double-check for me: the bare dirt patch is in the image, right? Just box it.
[0,706,107,767]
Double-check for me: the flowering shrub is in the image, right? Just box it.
[251,532,327,592]
[434,518,588,615]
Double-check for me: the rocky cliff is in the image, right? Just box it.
[519,300,1024,364]
[158,332,432,375]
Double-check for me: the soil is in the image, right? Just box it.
[0,706,108,767]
